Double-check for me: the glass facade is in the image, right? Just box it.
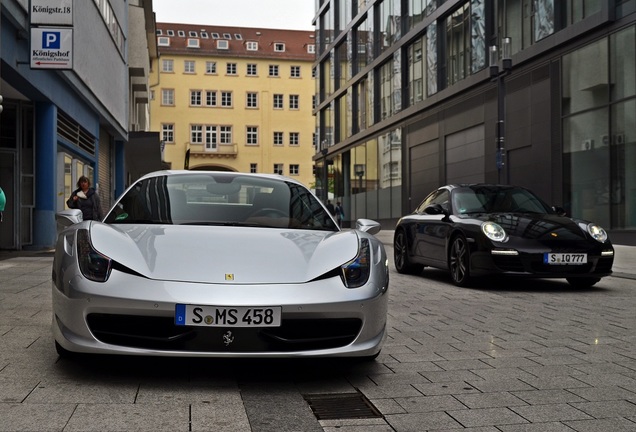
[314,0,635,238]
[563,25,636,230]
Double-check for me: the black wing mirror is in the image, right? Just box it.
[424,203,445,215]
[552,206,567,216]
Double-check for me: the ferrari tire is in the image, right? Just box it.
[449,235,471,287]
[394,230,423,275]
[566,277,600,288]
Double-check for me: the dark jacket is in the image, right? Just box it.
[66,187,103,221]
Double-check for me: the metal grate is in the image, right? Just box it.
[303,392,383,420]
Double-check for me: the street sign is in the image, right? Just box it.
[30,0,73,26]
[30,27,73,70]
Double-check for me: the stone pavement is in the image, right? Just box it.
[0,232,635,431]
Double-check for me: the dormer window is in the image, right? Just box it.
[223,33,231,39]
[189,31,198,37]
[178,30,185,37]
[307,44,315,54]
[187,38,200,48]
[158,37,170,46]
[274,43,285,52]
[234,34,242,40]
[167,30,174,36]
[212,33,220,39]
[200,32,208,39]
[246,41,258,51]
[156,29,163,35]
[217,40,229,50]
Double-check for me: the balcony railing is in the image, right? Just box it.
[189,143,238,158]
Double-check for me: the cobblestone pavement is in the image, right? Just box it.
[0,234,634,431]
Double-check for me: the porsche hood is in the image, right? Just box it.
[87,223,360,284]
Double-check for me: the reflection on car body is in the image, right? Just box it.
[394,184,614,288]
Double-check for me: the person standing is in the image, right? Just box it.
[0,186,5,222]
[66,176,103,221]
[334,201,344,227]
[326,200,336,217]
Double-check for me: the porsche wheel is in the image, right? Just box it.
[393,230,423,275]
[449,235,471,286]
[566,277,600,288]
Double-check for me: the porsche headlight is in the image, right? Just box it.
[77,229,112,282]
[586,223,608,243]
[481,221,507,242]
[340,238,370,288]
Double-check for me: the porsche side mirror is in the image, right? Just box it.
[424,204,445,215]
[552,206,567,216]
[56,209,83,234]
[356,218,381,236]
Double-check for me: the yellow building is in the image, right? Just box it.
[150,23,316,188]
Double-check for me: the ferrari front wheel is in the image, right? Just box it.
[394,230,423,275]
[449,235,471,287]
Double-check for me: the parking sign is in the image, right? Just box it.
[30,27,73,69]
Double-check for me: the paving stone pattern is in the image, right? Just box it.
[0,237,635,431]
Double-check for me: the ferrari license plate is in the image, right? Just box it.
[175,304,281,327]
[543,253,587,265]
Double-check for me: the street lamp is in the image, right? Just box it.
[490,37,512,184]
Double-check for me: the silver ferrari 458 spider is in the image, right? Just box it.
[52,171,389,359]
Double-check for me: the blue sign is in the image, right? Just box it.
[42,31,61,49]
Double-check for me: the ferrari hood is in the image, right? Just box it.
[88,224,359,284]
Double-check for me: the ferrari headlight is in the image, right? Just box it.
[586,223,608,243]
[77,229,112,282]
[340,238,370,288]
[481,221,507,242]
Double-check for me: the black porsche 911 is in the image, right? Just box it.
[393,184,614,288]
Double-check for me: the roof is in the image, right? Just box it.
[155,23,315,61]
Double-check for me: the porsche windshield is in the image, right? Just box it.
[453,186,553,215]
[104,173,338,231]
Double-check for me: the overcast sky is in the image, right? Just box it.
[153,0,315,30]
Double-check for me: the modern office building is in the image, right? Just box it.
[0,0,157,250]
[150,23,317,188]
[313,0,636,244]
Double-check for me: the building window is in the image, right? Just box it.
[250,163,257,173]
[246,92,258,108]
[307,44,315,54]
[289,132,299,146]
[161,89,174,106]
[445,3,470,86]
[161,124,174,143]
[247,63,257,76]
[269,65,279,77]
[190,90,202,106]
[206,61,217,74]
[178,30,185,37]
[273,94,284,109]
[220,126,232,144]
[273,163,283,175]
[206,90,217,106]
[201,31,208,39]
[226,63,237,75]
[289,164,299,176]
[221,92,233,107]
[184,60,195,73]
[273,131,284,146]
[246,126,258,145]
[190,125,203,143]
[161,59,174,72]
[290,66,301,77]
[187,38,200,48]
[246,41,258,50]
[217,40,229,49]
[158,36,170,46]
[289,95,299,110]
[223,33,231,39]
[205,126,218,151]
[274,42,285,52]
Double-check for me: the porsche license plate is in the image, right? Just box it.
[543,253,587,265]
[175,304,281,327]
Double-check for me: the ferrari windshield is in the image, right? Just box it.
[104,173,338,231]
[452,186,553,215]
